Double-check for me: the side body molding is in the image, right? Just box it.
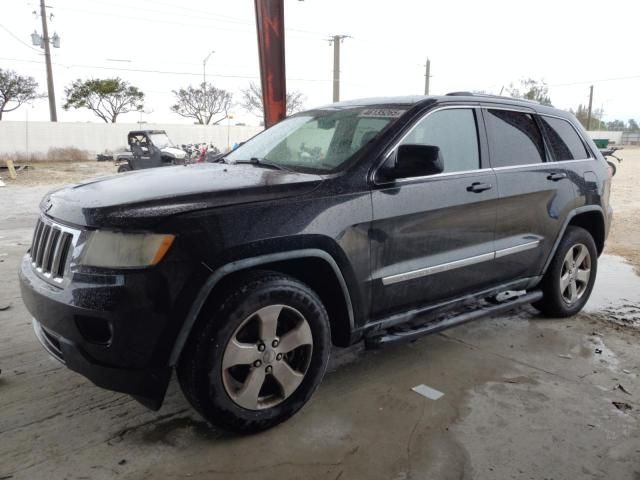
[169,249,355,365]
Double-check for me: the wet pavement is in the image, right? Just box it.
[1,185,639,479]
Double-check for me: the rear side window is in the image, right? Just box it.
[539,116,589,161]
[485,109,546,167]
[400,108,480,174]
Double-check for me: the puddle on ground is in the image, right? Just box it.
[578,333,621,373]
[585,255,640,328]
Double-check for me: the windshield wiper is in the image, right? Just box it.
[234,157,293,172]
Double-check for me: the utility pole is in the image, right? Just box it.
[586,85,594,131]
[424,58,431,95]
[203,50,215,87]
[40,0,57,122]
[329,35,350,102]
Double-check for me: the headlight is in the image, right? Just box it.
[79,231,175,268]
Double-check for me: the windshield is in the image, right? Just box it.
[149,133,173,149]
[225,106,407,173]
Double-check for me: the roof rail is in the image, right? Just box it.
[445,91,540,105]
[445,91,474,96]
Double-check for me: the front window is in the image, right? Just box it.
[225,107,406,173]
[400,108,480,173]
[148,133,173,149]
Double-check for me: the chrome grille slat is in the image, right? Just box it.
[41,227,58,273]
[35,223,51,267]
[50,231,67,276]
[56,233,73,278]
[29,217,79,284]
[31,220,45,262]
[31,220,42,259]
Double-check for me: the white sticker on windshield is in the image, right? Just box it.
[359,108,406,118]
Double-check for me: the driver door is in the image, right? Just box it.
[369,107,499,318]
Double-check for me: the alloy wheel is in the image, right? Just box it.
[559,243,591,305]
[221,304,313,410]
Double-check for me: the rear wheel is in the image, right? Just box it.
[533,226,597,317]
[177,271,331,433]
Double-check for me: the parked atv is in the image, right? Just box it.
[116,130,186,173]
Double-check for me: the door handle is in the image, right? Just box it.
[547,172,567,181]
[467,182,493,193]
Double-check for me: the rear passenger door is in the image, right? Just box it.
[369,107,499,318]
[483,108,576,283]
[538,115,596,209]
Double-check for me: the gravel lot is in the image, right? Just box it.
[0,152,639,479]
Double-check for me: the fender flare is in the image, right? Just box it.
[168,248,355,365]
[541,205,606,275]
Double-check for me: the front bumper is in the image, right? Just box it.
[19,254,174,409]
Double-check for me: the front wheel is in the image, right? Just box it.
[117,164,132,173]
[177,271,331,433]
[533,226,597,317]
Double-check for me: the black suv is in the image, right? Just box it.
[19,94,612,432]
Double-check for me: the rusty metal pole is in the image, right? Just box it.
[254,0,286,128]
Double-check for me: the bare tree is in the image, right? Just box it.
[240,81,306,117]
[171,83,232,125]
[505,78,552,105]
[63,78,144,123]
[0,69,42,120]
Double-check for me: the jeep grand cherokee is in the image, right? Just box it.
[19,93,612,432]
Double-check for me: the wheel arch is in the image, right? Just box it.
[542,205,606,275]
[168,249,355,365]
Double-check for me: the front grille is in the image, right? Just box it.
[30,217,75,282]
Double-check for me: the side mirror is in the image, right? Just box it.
[390,144,443,179]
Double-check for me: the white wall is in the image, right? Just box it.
[586,130,623,144]
[0,121,263,155]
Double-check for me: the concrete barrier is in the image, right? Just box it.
[0,121,263,155]
[586,130,623,144]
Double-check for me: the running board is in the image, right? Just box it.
[365,290,543,349]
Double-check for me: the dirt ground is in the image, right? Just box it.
[0,153,639,479]
[0,161,115,187]
[605,147,640,272]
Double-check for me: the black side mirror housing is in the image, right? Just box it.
[388,144,443,180]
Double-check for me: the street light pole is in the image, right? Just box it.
[203,50,215,87]
[40,0,57,121]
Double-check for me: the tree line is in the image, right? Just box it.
[1,68,638,131]
[502,78,639,132]
[0,68,305,124]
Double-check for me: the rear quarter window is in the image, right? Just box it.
[539,116,590,161]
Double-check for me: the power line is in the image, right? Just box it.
[0,57,332,83]
[123,0,330,36]
[549,74,640,87]
[52,4,326,39]
[0,24,43,54]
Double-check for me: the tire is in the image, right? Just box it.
[177,270,331,433]
[607,160,617,177]
[533,226,598,317]
[117,165,132,173]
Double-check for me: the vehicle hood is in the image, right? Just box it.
[161,146,186,159]
[43,163,323,229]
